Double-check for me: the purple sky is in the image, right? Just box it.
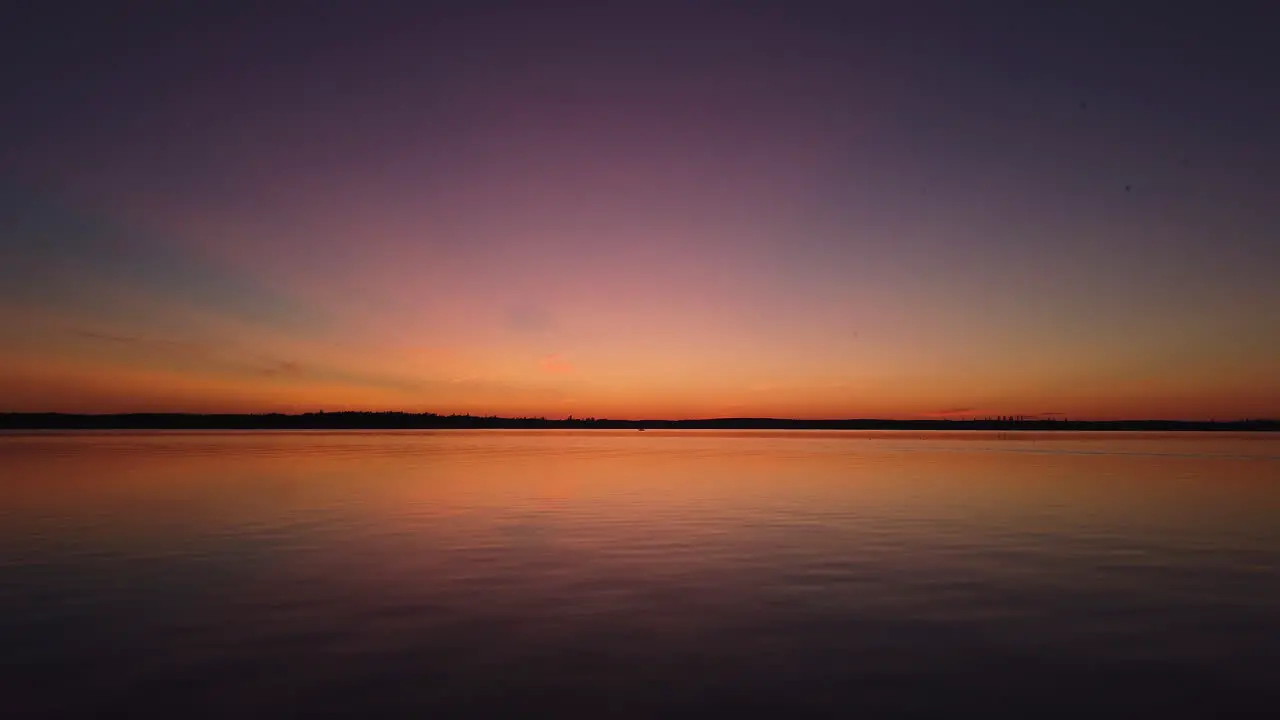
[2,2,1277,418]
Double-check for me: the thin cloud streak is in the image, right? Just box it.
[539,354,575,375]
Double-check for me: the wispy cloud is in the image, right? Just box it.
[925,407,976,417]
[72,330,138,344]
[70,329,208,355]
[506,303,556,336]
[260,359,303,378]
[539,353,574,374]
[397,345,459,362]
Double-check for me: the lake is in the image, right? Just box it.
[2,430,1278,717]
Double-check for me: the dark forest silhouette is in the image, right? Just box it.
[1,412,1275,431]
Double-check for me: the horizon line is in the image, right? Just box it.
[1,411,1276,426]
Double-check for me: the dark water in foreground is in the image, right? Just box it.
[1,431,1278,717]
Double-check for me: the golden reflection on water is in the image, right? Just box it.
[2,430,1276,548]
[2,431,1279,716]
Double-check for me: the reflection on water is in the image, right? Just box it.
[1,431,1278,717]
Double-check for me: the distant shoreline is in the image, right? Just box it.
[1,413,1275,432]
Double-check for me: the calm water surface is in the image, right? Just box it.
[2,431,1278,717]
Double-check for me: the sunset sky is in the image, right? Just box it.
[2,2,1277,420]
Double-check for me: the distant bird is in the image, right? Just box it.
[1079,101,1087,110]
[1125,185,1131,192]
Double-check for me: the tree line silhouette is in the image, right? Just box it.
[0,412,1275,431]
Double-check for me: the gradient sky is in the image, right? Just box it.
[2,2,1277,419]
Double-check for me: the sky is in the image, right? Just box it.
[1,2,1277,420]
